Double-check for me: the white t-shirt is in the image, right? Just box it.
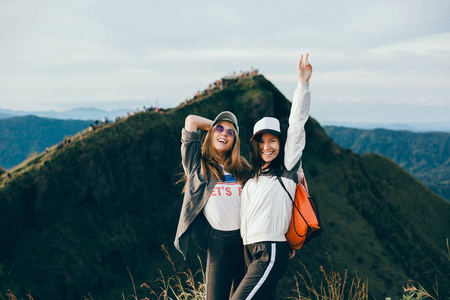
[203,169,242,231]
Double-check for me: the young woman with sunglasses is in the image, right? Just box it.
[174,111,251,300]
[232,54,313,300]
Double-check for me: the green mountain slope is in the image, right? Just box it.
[0,115,92,169]
[324,126,450,201]
[0,76,449,299]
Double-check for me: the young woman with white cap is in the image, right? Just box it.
[232,54,313,300]
[174,111,251,300]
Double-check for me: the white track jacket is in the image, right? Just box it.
[241,82,311,245]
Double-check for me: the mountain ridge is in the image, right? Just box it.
[324,125,450,201]
[0,75,448,299]
[0,115,92,170]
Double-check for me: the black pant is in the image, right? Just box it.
[231,241,290,300]
[205,228,246,300]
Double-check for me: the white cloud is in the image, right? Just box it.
[369,32,450,56]
[1,0,450,123]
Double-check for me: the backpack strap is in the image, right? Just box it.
[276,175,312,235]
[276,175,294,202]
[279,159,301,183]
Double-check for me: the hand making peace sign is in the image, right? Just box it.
[297,53,313,83]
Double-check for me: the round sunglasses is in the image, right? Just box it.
[214,124,236,137]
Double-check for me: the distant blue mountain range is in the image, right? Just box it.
[2,108,449,132]
[0,115,92,169]
[321,121,450,133]
[324,125,450,201]
[0,107,137,121]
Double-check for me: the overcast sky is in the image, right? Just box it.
[1,0,449,125]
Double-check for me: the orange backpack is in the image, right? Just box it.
[277,171,322,250]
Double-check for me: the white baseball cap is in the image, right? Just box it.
[250,117,281,141]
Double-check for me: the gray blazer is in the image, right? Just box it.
[174,128,217,259]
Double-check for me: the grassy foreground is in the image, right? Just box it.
[112,239,450,299]
[5,242,447,300]
[127,240,449,300]
[132,247,442,300]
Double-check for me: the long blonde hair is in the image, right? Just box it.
[201,124,251,184]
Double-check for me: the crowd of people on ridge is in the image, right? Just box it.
[187,68,259,104]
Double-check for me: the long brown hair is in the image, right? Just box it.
[201,123,251,184]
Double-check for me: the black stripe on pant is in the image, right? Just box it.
[231,241,290,300]
[205,228,246,300]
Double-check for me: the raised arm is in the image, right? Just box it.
[185,115,213,132]
[284,53,313,171]
[181,115,213,177]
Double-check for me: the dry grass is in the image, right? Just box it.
[402,281,439,300]
[0,290,33,300]
[138,245,205,300]
[2,244,447,299]
[288,254,369,300]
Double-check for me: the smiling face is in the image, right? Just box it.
[258,132,280,167]
[212,121,235,156]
